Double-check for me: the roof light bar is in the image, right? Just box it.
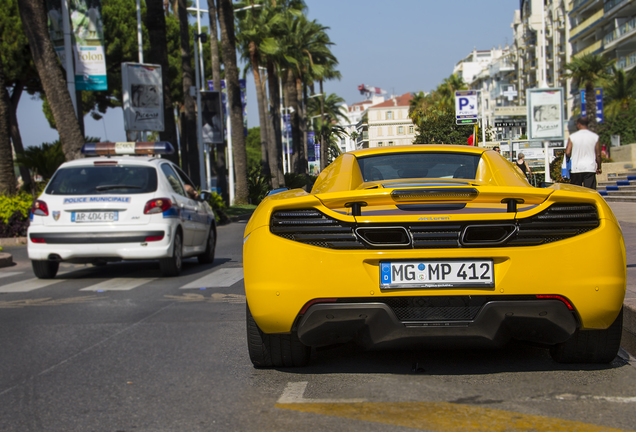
[82,142,175,156]
[391,188,479,203]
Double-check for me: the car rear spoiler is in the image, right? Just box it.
[316,186,554,215]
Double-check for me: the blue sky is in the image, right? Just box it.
[17,0,516,147]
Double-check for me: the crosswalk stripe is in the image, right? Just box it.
[0,278,63,293]
[80,278,156,292]
[180,268,244,289]
[0,272,24,280]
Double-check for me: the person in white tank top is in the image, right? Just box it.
[565,117,601,189]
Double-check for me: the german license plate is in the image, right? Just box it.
[380,260,494,289]
[71,211,118,223]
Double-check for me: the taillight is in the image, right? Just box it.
[144,198,172,214]
[31,237,46,243]
[32,200,49,216]
[144,234,165,242]
[536,294,574,310]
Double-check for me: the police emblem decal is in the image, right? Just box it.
[53,211,60,221]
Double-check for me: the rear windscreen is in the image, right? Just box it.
[46,166,158,195]
[357,152,481,182]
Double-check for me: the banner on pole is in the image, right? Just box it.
[200,91,224,144]
[527,88,564,141]
[46,0,66,65]
[70,0,107,90]
[208,79,248,137]
[122,63,164,131]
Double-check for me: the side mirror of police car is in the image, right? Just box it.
[199,191,211,202]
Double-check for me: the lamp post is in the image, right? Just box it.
[193,31,208,191]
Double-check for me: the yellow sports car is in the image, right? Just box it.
[244,145,625,367]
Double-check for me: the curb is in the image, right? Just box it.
[0,237,27,247]
[229,212,253,223]
[623,300,636,357]
[0,252,13,268]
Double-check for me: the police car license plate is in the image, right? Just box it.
[380,260,494,289]
[72,211,118,222]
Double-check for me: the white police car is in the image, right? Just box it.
[27,142,216,278]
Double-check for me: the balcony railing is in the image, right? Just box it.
[574,40,603,57]
[616,50,636,70]
[605,0,628,12]
[604,16,636,46]
[570,9,604,39]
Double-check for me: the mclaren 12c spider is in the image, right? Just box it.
[244,145,626,367]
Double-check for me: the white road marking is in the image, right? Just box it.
[277,382,366,404]
[180,267,244,289]
[0,272,23,279]
[80,278,156,292]
[0,278,63,293]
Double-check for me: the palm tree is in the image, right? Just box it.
[0,57,16,195]
[17,0,84,161]
[236,0,277,183]
[308,93,346,168]
[145,0,179,165]
[564,54,614,132]
[263,13,335,175]
[603,66,636,117]
[217,0,249,204]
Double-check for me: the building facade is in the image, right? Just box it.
[366,93,415,148]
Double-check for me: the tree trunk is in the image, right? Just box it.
[266,61,284,188]
[248,41,271,180]
[146,0,180,165]
[6,83,31,189]
[177,0,200,185]
[285,70,305,175]
[207,0,228,203]
[585,82,597,133]
[18,0,84,161]
[0,59,17,196]
[217,0,248,204]
[298,76,308,175]
[319,79,326,171]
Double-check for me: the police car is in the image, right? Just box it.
[27,142,217,278]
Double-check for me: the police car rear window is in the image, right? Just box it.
[46,166,158,195]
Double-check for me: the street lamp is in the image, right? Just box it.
[194,31,209,191]
[234,4,263,12]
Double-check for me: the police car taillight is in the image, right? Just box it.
[144,198,172,214]
[31,200,49,216]
[82,141,175,156]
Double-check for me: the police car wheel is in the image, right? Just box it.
[32,260,59,279]
[197,227,216,264]
[160,231,183,277]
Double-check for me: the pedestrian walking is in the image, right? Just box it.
[565,117,602,189]
[515,153,533,181]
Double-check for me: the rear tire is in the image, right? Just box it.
[246,304,310,368]
[31,260,59,279]
[197,227,216,264]
[550,307,623,364]
[159,231,183,277]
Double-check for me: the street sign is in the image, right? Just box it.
[494,119,527,127]
[456,118,478,125]
[580,88,603,123]
[455,90,478,121]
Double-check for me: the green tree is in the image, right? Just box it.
[603,66,636,117]
[18,0,84,161]
[564,54,614,132]
[413,108,473,145]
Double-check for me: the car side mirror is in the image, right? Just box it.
[199,191,211,202]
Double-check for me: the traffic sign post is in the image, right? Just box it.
[455,90,479,125]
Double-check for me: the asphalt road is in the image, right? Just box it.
[1,221,636,432]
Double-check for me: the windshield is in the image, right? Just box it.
[357,152,481,182]
[46,166,158,195]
